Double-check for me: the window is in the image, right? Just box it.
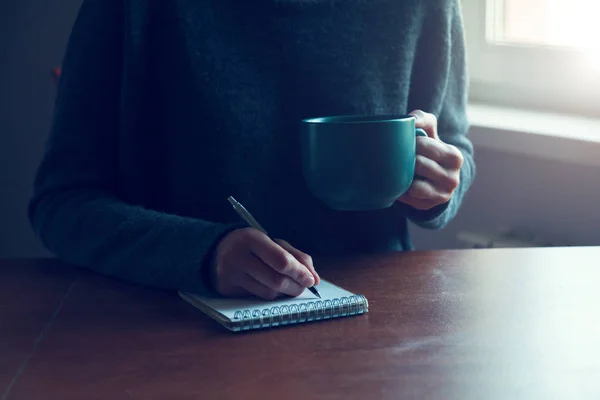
[490,0,600,50]
[463,0,600,116]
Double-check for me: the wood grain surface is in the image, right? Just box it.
[3,247,600,399]
[0,259,78,399]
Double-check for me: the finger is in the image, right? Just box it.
[275,240,320,286]
[407,179,439,200]
[414,154,447,183]
[249,233,315,287]
[417,137,464,170]
[239,273,280,301]
[407,179,452,205]
[409,110,439,140]
[398,178,453,210]
[414,154,460,192]
[246,254,305,297]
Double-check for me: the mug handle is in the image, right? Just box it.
[415,128,428,137]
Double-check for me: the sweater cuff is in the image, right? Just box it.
[404,195,455,231]
[406,199,451,222]
[178,222,246,296]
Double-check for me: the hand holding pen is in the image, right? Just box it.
[208,197,321,300]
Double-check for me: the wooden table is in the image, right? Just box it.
[2,247,600,399]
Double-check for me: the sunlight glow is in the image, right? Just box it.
[498,0,600,72]
[501,0,600,51]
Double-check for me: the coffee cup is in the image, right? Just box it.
[300,114,427,211]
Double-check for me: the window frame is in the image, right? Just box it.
[462,0,600,118]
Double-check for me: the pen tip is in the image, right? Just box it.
[227,196,236,205]
[310,287,321,298]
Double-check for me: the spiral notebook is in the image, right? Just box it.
[179,279,369,332]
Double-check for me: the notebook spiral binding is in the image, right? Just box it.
[232,294,368,331]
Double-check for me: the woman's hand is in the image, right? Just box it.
[211,228,320,300]
[397,110,464,210]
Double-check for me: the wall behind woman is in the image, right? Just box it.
[410,146,600,249]
[0,0,83,257]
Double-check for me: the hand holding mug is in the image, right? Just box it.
[396,110,464,210]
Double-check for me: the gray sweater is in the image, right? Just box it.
[29,0,475,295]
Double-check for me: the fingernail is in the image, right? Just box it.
[304,274,315,287]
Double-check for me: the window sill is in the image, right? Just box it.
[467,103,600,168]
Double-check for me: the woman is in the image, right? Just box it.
[29,0,475,300]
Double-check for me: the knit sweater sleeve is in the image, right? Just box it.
[27,0,238,295]
[404,0,476,230]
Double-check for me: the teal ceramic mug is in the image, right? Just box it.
[300,114,427,211]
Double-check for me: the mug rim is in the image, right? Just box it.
[301,114,415,124]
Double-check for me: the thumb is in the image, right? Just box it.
[409,109,439,140]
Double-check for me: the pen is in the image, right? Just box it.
[227,196,321,298]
